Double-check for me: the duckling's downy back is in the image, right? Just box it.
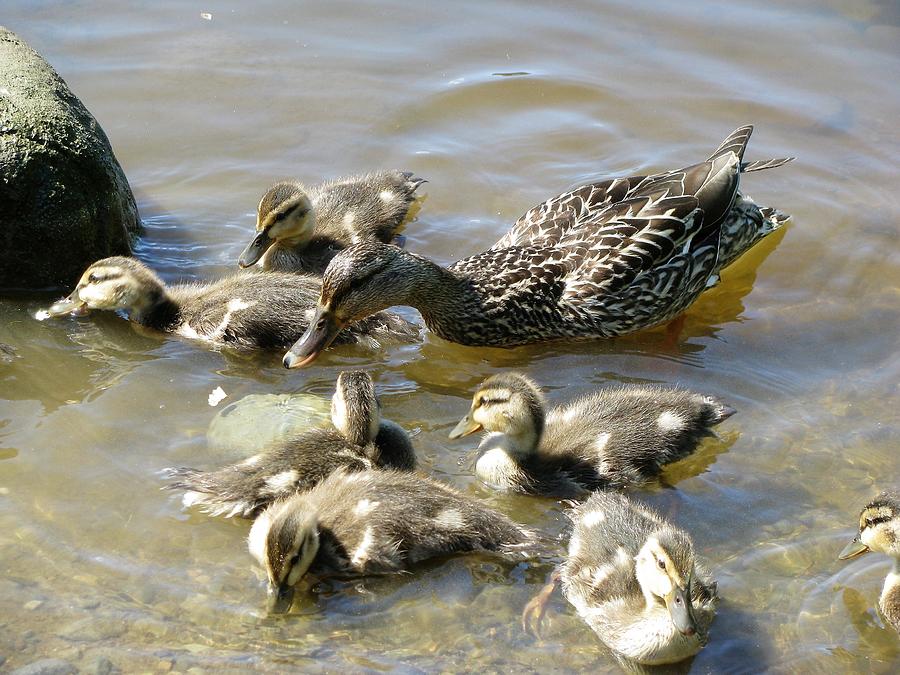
[562,492,718,665]
[543,385,735,486]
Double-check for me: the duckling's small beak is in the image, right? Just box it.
[266,582,294,614]
[238,229,273,268]
[283,308,342,369]
[839,535,869,560]
[665,584,697,636]
[448,414,482,439]
[44,291,90,318]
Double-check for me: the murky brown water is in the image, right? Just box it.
[2,0,900,672]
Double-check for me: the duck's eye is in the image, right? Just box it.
[288,552,301,568]
[274,210,288,222]
[657,559,666,570]
[88,273,99,283]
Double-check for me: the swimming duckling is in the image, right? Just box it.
[525,492,718,665]
[239,171,426,274]
[838,491,900,633]
[249,468,533,612]
[449,372,734,497]
[43,256,417,350]
[165,371,416,517]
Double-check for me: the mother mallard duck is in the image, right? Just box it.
[284,125,792,367]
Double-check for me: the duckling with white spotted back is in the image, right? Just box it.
[449,372,734,497]
[41,257,417,351]
[525,492,718,665]
[164,371,416,517]
[239,170,426,274]
[839,491,900,633]
[249,468,534,612]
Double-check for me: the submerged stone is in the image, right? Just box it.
[206,392,331,453]
[10,659,77,675]
[0,27,141,290]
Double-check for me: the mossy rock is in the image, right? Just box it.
[0,27,141,290]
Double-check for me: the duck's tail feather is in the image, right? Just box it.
[707,125,754,163]
[742,157,795,172]
[760,205,792,229]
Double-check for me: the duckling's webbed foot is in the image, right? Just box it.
[522,568,561,638]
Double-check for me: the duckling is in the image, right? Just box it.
[249,468,534,611]
[42,256,417,350]
[449,372,734,498]
[283,126,792,367]
[838,491,900,633]
[525,492,718,665]
[164,371,416,517]
[239,170,426,274]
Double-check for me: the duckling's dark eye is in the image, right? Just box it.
[288,552,301,568]
[274,211,288,222]
[88,273,99,283]
[658,559,666,570]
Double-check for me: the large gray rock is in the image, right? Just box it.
[0,27,140,290]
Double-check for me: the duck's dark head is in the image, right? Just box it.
[283,242,412,368]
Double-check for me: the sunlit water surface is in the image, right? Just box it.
[2,0,899,672]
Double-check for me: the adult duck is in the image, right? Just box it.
[283,125,792,368]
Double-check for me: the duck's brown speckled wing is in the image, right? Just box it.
[492,177,641,250]
[496,124,768,255]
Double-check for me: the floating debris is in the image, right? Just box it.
[208,386,227,407]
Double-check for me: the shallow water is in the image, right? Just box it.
[2,0,899,672]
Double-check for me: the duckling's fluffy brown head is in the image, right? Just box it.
[840,491,900,560]
[248,496,320,613]
[332,370,380,446]
[449,372,546,444]
[46,256,165,318]
[633,528,699,637]
[238,183,315,268]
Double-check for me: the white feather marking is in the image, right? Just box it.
[247,510,271,565]
[379,190,396,203]
[175,323,204,340]
[241,454,262,467]
[351,526,375,566]
[569,533,582,557]
[657,410,686,432]
[595,432,610,452]
[354,498,379,516]
[580,510,606,528]
[265,470,299,493]
[561,407,580,422]
[227,298,251,313]
[181,491,205,508]
[434,508,466,529]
